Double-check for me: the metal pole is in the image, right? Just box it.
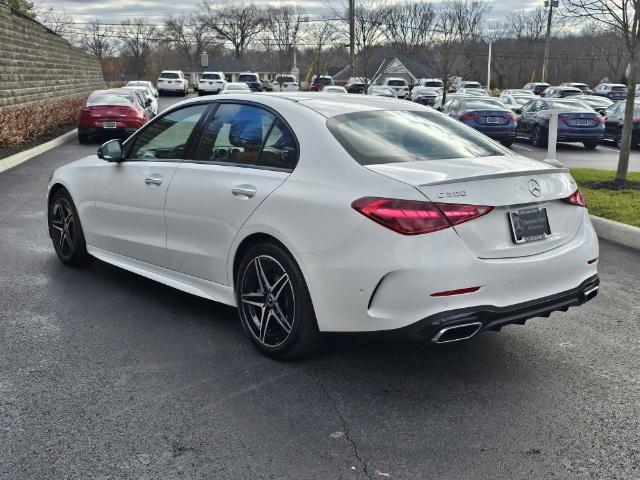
[545,110,562,167]
[486,40,492,94]
[541,0,555,83]
[349,0,355,78]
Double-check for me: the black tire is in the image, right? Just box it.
[500,138,514,148]
[48,189,92,267]
[78,133,90,144]
[615,128,623,149]
[583,140,598,150]
[235,242,322,360]
[531,125,547,148]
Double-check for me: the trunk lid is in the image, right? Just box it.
[366,156,583,258]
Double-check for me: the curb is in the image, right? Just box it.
[590,215,640,251]
[0,129,77,174]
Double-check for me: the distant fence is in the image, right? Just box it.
[0,2,105,147]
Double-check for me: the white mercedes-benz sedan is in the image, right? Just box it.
[47,93,600,359]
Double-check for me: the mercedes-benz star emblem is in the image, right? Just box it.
[528,179,541,197]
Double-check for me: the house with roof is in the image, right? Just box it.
[333,48,438,86]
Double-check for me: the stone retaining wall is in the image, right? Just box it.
[0,2,105,146]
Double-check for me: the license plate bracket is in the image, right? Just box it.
[102,122,117,129]
[508,207,551,244]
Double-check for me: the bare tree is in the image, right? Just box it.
[564,0,640,182]
[307,16,342,79]
[504,7,547,40]
[203,1,266,59]
[35,6,77,43]
[353,0,388,91]
[164,13,219,67]
[266,4,306,73]
[451,0,488,79]
[384,2,436,53]
[433,2,462,104]
[82,20,115,63]
[120,18,157,78]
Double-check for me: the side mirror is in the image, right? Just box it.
[97,139,124,162]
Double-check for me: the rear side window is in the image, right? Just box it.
[326,110,506,165]
[194,103,297,170]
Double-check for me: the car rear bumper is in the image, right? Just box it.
[198,84,223,92]
[79,127,137,138]
[556,131,604,142]
[299,209,599,332]
[399,274,599,342]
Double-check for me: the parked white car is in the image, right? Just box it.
[272,75,300,92]
[198,71,227,95]
[220,82,251,94]
[409,86,440,106]
[157,70,189,96]
[382,77,410,98]
[322,86,348,94]
[456,88,489,97]
[126,80,158,98]
[417,78,444,89]
[47,93,599,359]
[498,92,536,112]
[122,85,158,117]
[368,86,397,97]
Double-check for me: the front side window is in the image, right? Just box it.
[128,104,208,160]
[326,110,506,166]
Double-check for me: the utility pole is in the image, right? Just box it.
[541,0,558,83]
[349,0,355,77]
[486,40,492,93]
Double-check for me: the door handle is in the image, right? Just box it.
[231,185,257,199]
[145,174,163,186]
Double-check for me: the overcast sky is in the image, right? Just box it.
[40,0,543,23]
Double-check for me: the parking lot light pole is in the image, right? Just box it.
[541,0,558,83]
[486,40,492,93]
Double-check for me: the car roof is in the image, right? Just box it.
[169,92,429,118]
[160,70,182,73]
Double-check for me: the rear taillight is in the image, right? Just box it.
[558,113,569,123]
[506,112,517,121]
[461,112,480,121]
[596,115,605,124]
[351,197,493,235]
[564,189,587,207]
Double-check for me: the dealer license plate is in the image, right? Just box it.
[508,207,551,244]
[102,122,117,129]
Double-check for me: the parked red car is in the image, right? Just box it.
[78,89,150,143]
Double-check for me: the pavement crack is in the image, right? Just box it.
[320,381,374,480]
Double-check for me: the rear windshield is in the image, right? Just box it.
[387,80,407,86]
[561,90,582,96]
[464,83,481,88]
[424,81,443,87]
[550,101,594,112]
[276,76,295,83]
[160,72,180,79]
[238,74,258,82]
[612,86,627,91]
[326,110,505,165]
[87,92,133,106]
[201,73,221,80]
[464,99,506,109]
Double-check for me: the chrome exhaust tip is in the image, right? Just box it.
[583,285,599,301]
[431,322,483,344]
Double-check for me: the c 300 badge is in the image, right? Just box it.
[437,190,467,199]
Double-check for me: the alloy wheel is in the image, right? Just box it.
[239,255,296,348]
[50,197,76,258]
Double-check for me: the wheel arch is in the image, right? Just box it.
[231,232,294,290]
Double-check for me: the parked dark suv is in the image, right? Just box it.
[238,72,263,92]
[603,101,640,148]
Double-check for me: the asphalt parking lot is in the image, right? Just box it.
[1,95,639,479]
